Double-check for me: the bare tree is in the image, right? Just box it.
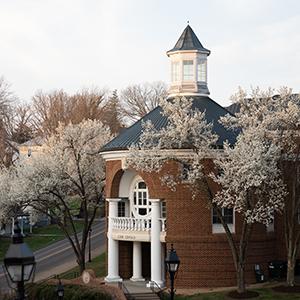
[11,104,35,144]
[120,81,167,123]
[31,88,118,136]
[32,89,71,136]
[69,88,107,124]
[0,77,18,166]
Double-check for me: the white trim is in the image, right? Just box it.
[100,150,129,160]
[212,223,235,234]
[166,49,210,56]
[149,199,161,203]
[167,92,210,98]
[100,148,223,162]
[106,198,122,203]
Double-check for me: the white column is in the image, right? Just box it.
[149,199,164,287]
[131,241,145,281]
[105,198,122,282]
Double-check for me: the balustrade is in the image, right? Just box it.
[111,217,166,233]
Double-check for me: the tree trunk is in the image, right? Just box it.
[287,244,296,286]
[237,262,246,294]
[77,251,86,274]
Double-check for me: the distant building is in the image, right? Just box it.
[18,136,46,160]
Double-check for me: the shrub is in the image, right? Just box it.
[27,283,111,300]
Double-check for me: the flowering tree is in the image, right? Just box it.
[0,119,111,272]
[128,95,286,294]
[224,87,300,287]
[212,130,286,292]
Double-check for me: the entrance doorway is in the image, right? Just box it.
[142,242,151,279]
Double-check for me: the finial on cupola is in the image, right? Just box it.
[167,25,210,98]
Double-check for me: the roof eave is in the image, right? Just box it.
[166,48,211,57]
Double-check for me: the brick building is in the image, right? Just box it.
[100,25,280,288]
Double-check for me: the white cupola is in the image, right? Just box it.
[167,25,210,98]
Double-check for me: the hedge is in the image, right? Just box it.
[26,283,112,300]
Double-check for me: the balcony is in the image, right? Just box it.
[110,217,166,242]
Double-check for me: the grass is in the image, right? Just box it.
[172,288,300,299]
[0,221,85,261]
[60,252,106,279]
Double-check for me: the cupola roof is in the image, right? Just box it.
[167,25,210,55]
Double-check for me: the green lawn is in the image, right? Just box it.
[172,288,300,299]
[60,252,106,279]
[0,221,85,261]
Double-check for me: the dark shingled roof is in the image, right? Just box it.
[225,103,240,115]
[101,96,237,152]
[167,25,210,55]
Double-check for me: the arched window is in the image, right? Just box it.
[131,180,151,217]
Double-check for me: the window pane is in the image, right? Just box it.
[183,60,194,81]
[197,60,206,82]
[139,208,147,215]
[212,207,233,224]
[118,202,125,217]
[132,180,150,217]
[161,201,167,218]
[139,182,146,189]
[172,62,180,82]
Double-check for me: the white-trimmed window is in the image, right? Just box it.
[212,207,234,233]
[171,62,180,82]
[197,60,206,82]
[132,180,151,217]
[183,60,194,81]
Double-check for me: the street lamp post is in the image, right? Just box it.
[88,228,92,262]
[56,278,64,300]
[165,244,180,300]
[3,221,36,300]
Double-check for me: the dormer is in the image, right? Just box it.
[167,25,210,98]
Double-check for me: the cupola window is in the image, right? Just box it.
[183,60,194,81]
[197,60,206,82]
[131,180,151,217]
[171,62,180,82]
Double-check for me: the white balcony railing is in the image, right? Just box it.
[111,217,166,232]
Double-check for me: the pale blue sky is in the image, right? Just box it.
[0,0,299,106]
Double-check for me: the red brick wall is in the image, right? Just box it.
[105,159,283,288]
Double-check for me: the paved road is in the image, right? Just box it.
[0,219,106,293]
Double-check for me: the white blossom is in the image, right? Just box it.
[0,119,112,224]
[127,96,218,184]
[212,129,286,225]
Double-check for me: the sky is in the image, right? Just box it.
[0,0,299,107]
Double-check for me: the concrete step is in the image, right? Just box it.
[128,292,160,300]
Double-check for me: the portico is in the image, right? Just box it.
[105,191,166,287]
